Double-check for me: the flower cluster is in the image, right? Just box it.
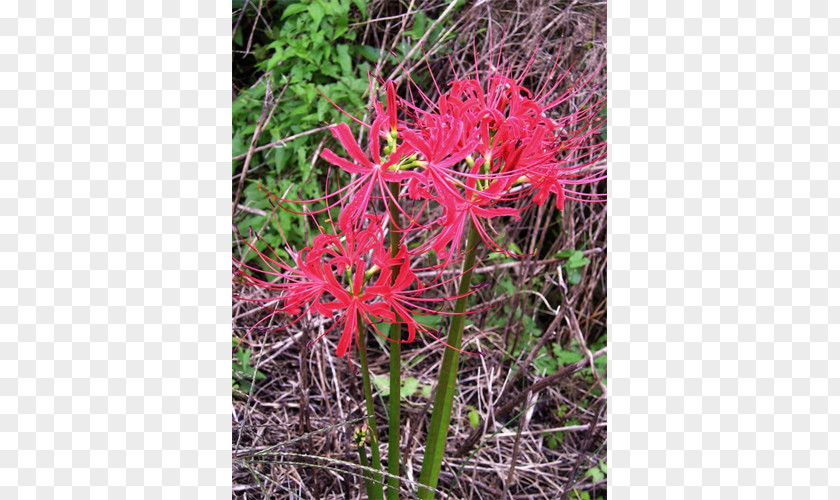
[234,215,467,358]
[234,63,605,358]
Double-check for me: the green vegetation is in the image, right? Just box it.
[232,339,267,396]
[233,0,373,263]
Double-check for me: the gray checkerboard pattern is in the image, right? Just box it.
[3,2,230,499]
[609,1,838,498]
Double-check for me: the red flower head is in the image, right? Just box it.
[233,216,474,359]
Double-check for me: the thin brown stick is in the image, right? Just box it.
[231,125,332,162]
[501,391,534,499]
[232,80,285,216]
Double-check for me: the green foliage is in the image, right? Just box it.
[570,491,604,500]
[597,103,607,142]
[420,384,433,398]
[554,249,591,285]
[373,375,421,399]
[413,313,442,331]
[534,342,584,376]
[590,333,607,375]
[465,405,480,429]
[232,339,267,396]
[233,0,372,265]
[544,431,564,450]
[585,459,607,483]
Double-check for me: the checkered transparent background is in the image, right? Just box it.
[3,1,230,499]
[609,1,838,498]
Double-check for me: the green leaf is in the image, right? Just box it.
[351,0,367,18]
[233,344,267,398]
[309,2,325,27]
[372,375,390,396]
[566,251,590,269]
[499,276,515,295]
[468,409,480,429]
[358,45,381,63]
[281,3,308,20]
[296,144,307,170]
[374,375,420,399]
[410,11,427,40]
[413,313,442,330]
[401,377,419,398]
[420,385,433,398]
[534,357,557,375]
[336,44,352,76]
[585,461,606,482]
[594,354,607,374]
[553,344,584,364]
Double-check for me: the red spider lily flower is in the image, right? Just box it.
[320,118,420,231]
[386,80,398,132]
[383,64,604,269]
[233,216,475,359]
[400,115,482,201]
[417,166,522,267]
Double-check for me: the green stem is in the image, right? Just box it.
[357,315,384,500]
[357,441,376,500]
[386,181,403,500]
[417,219,481,499]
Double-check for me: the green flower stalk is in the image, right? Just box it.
[357,314,384,500]
[417,221,481,498]
[386,180,403,500]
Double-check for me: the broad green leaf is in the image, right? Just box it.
[594,354,607,373]
[410,12,427,40]
[401,377,419,398]
[413,313,441,330]
[372,375,390,396]
[309,2,325,27]
[281,3,308,20]
[585,462,605,482]
[534,347,558,375]
[566,251,590,269]
[334,15,349,40]
[321,63,340,79]
[373,375,420,399]
[336,44,352,76]
[351,0,367,19]
[358,45,381,63]
[553,344,584,364]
